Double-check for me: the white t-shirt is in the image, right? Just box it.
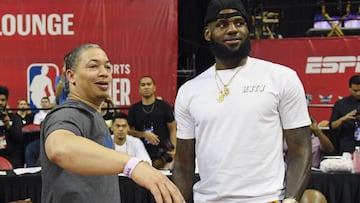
[175,57,311,203]
[33,110,48,125]
[112,135,152,165]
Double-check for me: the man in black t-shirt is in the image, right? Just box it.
[128,76,176,169]
[330,75,360,153]
[0,86,24,168]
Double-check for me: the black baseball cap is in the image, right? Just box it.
[204,0,249,26]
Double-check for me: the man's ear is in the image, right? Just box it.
[66,69,76,86]
[204,26,211,42]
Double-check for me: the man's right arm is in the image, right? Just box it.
[331,109,356,129]
[128,127,160,145]
[128,128,144,138]
[127,108,160,145]
[45,129,132,175]
[45,129,185,203]
[172,138,195,202]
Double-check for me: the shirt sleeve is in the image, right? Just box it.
[278,70,311,129]
[174,84,196,139]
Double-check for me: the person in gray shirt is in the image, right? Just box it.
[40,43,184,203]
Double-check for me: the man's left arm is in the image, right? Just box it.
[167,120,177,155]
[283,126,312,202]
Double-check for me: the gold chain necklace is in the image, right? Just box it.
[215,67,242,102]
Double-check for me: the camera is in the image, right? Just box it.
[156,148,173,163]
[162,138,175,151]
[155,139,175,163]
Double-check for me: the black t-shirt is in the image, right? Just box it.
[128,99,174,156]
[0,112,24,167]
[330,95,360,152]
[15,113,34,126]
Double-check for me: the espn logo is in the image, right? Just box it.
[306,56,360,74]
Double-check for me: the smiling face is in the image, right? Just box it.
[204,9,250,62]
[67,47,112,107]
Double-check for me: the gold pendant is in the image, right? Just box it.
[223,86,229,96]
[217,92,224,102]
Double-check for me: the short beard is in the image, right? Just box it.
[209,37,251,61]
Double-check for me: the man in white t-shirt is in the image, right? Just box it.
[111,113,152,165]
[33,96,51,124]
[172,0,312,203]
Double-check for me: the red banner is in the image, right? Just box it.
[251,36,360,127]
[0,0,178,110]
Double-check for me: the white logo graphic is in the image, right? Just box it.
[27,63,59,109]
[306,56,360,74]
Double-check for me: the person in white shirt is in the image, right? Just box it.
[111,113,152,165]
[172,0,311,203]
[33,96,51,124]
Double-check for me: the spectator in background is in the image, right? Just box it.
[284,115,334,168]
[330,75,360,153]
[54,56,69,105]
[111,112,152,164]
[16,99,34,126]
[309,115,334,166]
[128,76,176,169]
[101,97,117,129]
[0,85,24,168]
[172,0,312,202]
[33,96,51,125]
[18,98,40,168]
[40,43,184,203]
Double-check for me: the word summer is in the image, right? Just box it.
[0,13,75,36]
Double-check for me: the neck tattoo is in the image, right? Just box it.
[215,66,242,102]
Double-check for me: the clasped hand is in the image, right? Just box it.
[144,131,160,145]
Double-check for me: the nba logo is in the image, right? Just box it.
[27,63,59,112]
